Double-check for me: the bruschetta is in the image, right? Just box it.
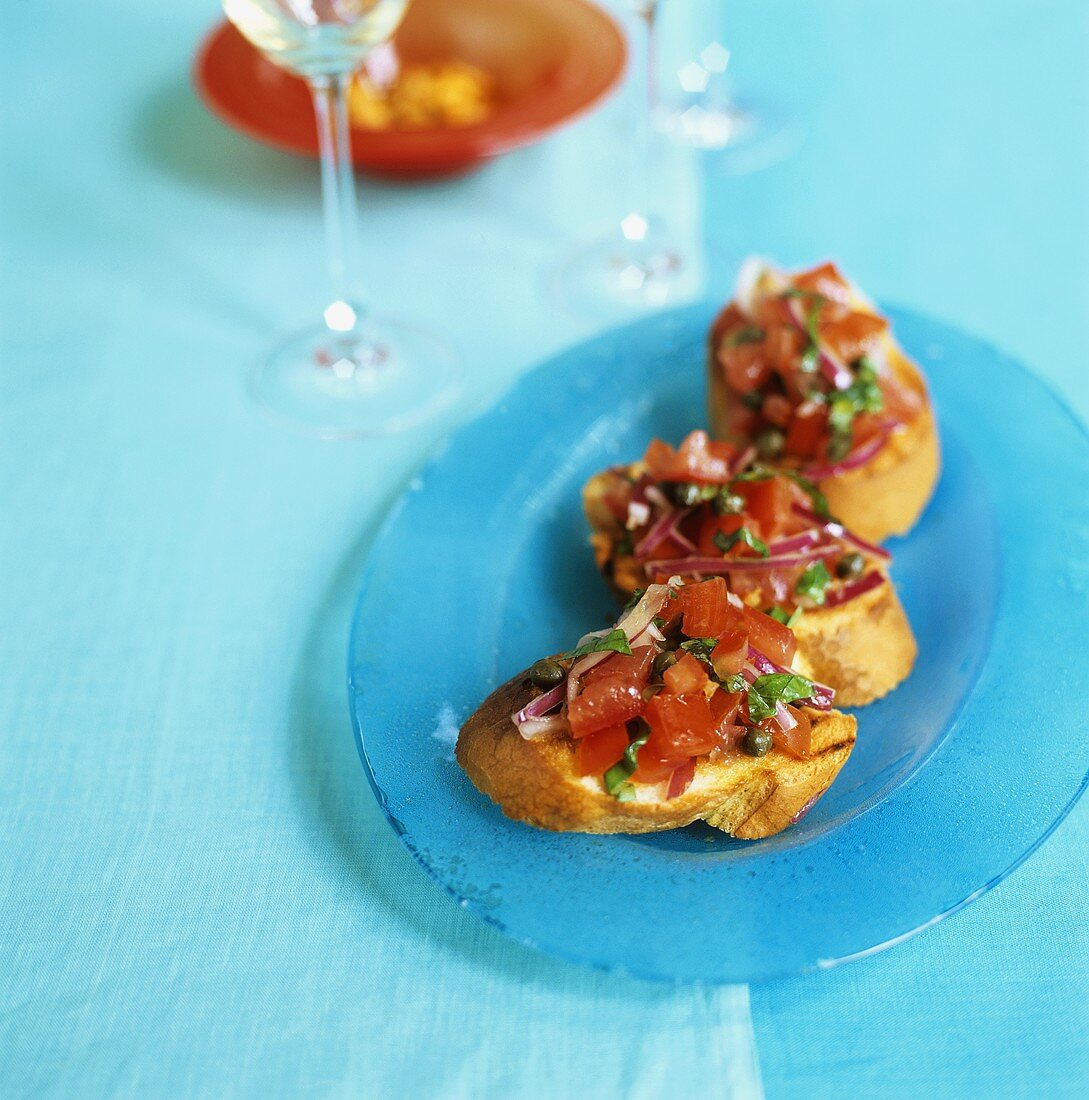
[583,432,917,706]
[456,578,857,839]
[707,259,940,542]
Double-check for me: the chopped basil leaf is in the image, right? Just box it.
[782,288,827,304]
[725,325,766,347]
[767,606,790,624]
[562,627,632,662]
[799,344,820,374]
[721,673,747,693]
[603,727,651,798]
[680,637,718,660]
[787,607,803,627]
[713,526,770,558]
[747,673,816,723]
[621,588,646,615]
[795,560,832,605]
[826,357,884,461]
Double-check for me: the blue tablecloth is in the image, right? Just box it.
[3,2,1088,1096]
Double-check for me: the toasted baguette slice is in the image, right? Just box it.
[706,262,940,543]
[583,472,917,707]
[456,671,857,839]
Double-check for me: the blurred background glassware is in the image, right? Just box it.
[549,0,703,320]
[221,0,460,438]
[653,0,796,175]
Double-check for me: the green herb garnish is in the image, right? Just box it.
[604,726,651,800]
[767,606,804,627]
[826,356,884,461]
[721,673,747,693]
[713,526,770,558]
[725,325,766,347]
[795,560,832,605]
[562,627,632,662]
[731,464,831,520]
[746,673,816,723]
[679,637,718,662]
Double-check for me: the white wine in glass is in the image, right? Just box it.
[222,0,460,438]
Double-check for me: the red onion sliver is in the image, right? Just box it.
[772,702,797,732]
[651,550,822,575]
[766,530,822,556]
[785,298,853,390]
[666,758,696,800]
[791,504,892,562]
[634,505,681,559]
[513,682,565,724]
[516,715,569,741]
[822,570,886,608]
[730,445,757,477]
[804,421,896,480]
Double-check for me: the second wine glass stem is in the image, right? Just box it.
[310,74,365,332]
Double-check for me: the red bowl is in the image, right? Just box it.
[193,0,626,178]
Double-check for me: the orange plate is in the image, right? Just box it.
[193,0,627,178]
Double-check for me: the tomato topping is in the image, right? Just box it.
[671,577,742,639]
[720,342,772,394]
[710,302,745,350]
[643,431,737,485]
[567,676,645,738]
[579,645,654,689]
[735,477,797,541]
[710,689,743,735]
[820,311,887,362]
[792,262,851,305]
[711,631,747,679]
[784,401,828,460]
[663,652,709,695]
[761,393,793,428]
[696,513,744,556]
[632,746,681,784]
[644,692,720,756]
[773,707,812,759]
[742,605,797,666]
[577,724,630,776]
[666,758,697,799]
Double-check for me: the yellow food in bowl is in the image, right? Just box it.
[348,61,496,131]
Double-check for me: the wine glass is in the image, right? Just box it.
[222,0,460,438]
[550,0,699,319]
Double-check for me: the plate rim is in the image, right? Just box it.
[347,301,1089,982]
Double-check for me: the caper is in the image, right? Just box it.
[529,659,565,689]
[755,427,785,459]
[666,481,705,508]
[712,489,746,516]
[836,551,865,579]
[742,390,764,410]
[742,728,773,757]
[652,650,678,678]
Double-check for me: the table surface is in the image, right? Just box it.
[3,2,1088,1097]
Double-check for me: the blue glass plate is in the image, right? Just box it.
[348,305,1089,982]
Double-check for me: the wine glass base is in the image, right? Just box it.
[548,229,703,322]
[250,315,461,439]
[657,98,798,175]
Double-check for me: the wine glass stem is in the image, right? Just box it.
[625,1,659,231]
[309,74,365,326]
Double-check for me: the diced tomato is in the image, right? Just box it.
[672,577,742,639]
[784,400,829,460]
[632,746,682,784]
[696,513,744,556]
[644,431,738,485]
[742,605,797,666]
[644,692,720,756]
[735,476,797,541]
[711,630,748,679]
[663,652,709,695]
[579,646,654,689]
[791,262,851,305]
[710,689,743,733]
[726,403,760,439]
[577,724,630,776]
[773,707,812,759]
[567,675,645,738]
[720,343,772,395]
[666,758,696,799]
[819,310,887,363]
[879,372,924,424]
[761,393,793,428]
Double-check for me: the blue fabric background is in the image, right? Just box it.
[2,1,1087,1096]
